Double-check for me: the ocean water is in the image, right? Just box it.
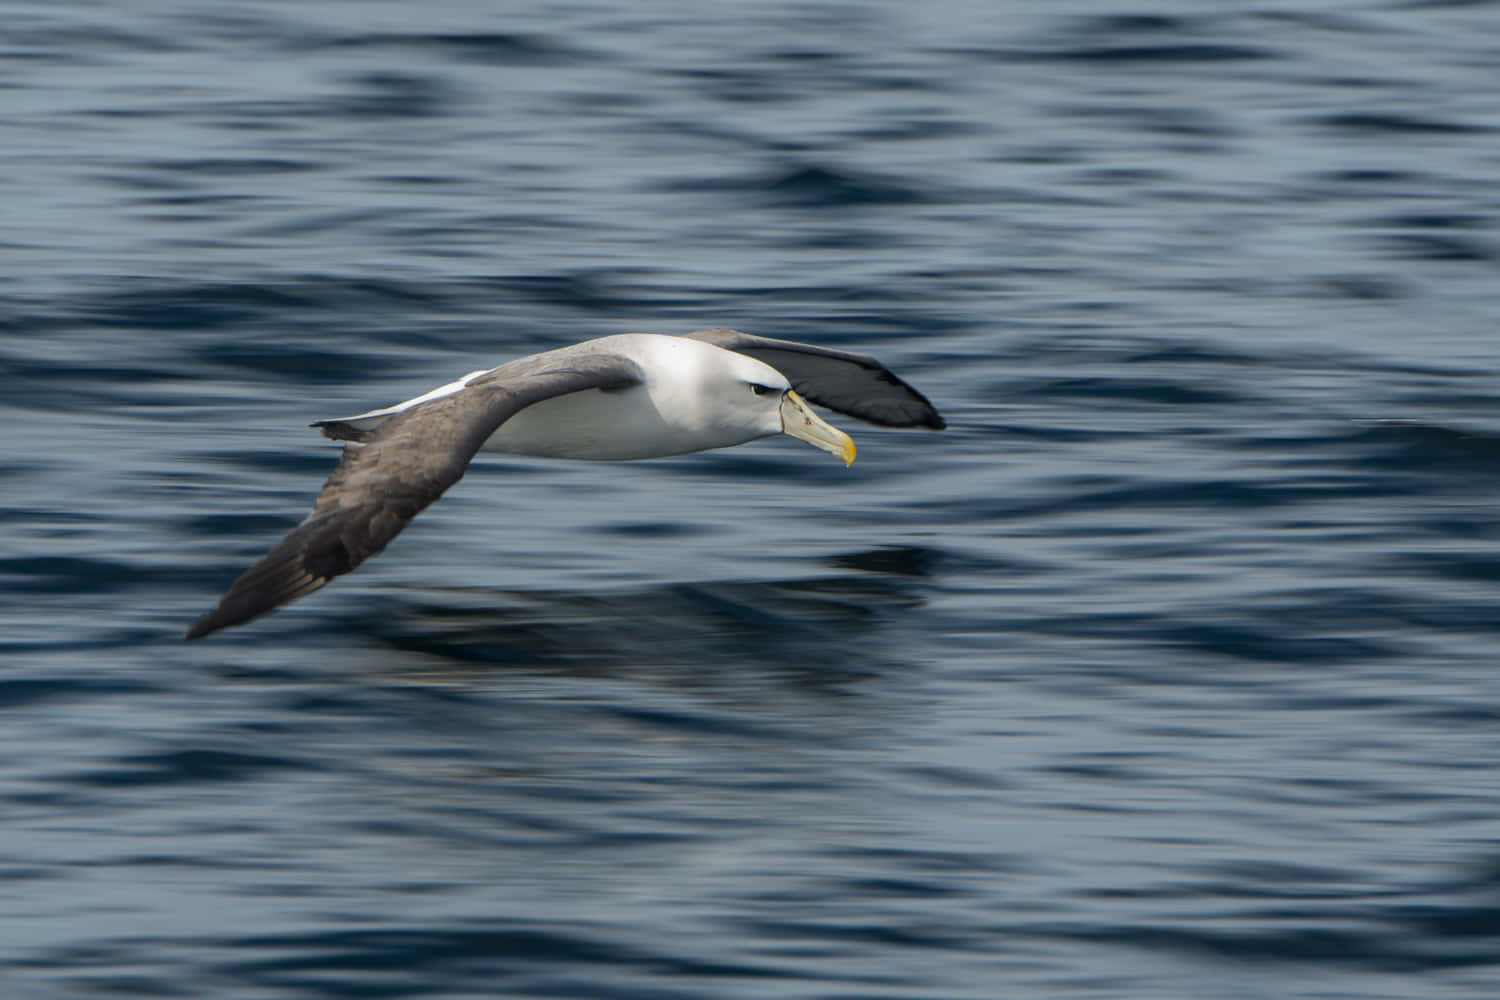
[5,1,1500,997]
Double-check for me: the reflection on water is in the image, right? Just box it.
[362,563,927,678]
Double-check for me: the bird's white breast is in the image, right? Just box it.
[480,334,786,460]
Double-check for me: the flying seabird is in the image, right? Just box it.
[185,328,944,639]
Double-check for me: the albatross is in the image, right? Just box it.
[185,328,944,639]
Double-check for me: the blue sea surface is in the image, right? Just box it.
[5,1,1500,997]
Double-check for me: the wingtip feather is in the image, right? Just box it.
[183,567,329,640]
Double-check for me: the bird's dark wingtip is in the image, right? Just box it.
[312,420,373,443]
[183,618,215,641]
[184,606,231,640]
[183,600,254,641]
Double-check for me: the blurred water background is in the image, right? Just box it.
[5,1,1500,997]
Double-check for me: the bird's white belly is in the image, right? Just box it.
[480,386,753,461]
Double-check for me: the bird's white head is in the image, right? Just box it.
[651,337,855,464]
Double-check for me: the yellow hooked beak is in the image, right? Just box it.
[780,390,856,466]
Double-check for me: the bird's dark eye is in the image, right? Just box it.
[749,383,776,397]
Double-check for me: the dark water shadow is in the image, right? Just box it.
[343,546,944,690]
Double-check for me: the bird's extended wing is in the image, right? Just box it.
[185,358,642,639]
[680,328,945,429]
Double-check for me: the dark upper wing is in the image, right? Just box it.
[185,358,643,639]
[681,328,944,430]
